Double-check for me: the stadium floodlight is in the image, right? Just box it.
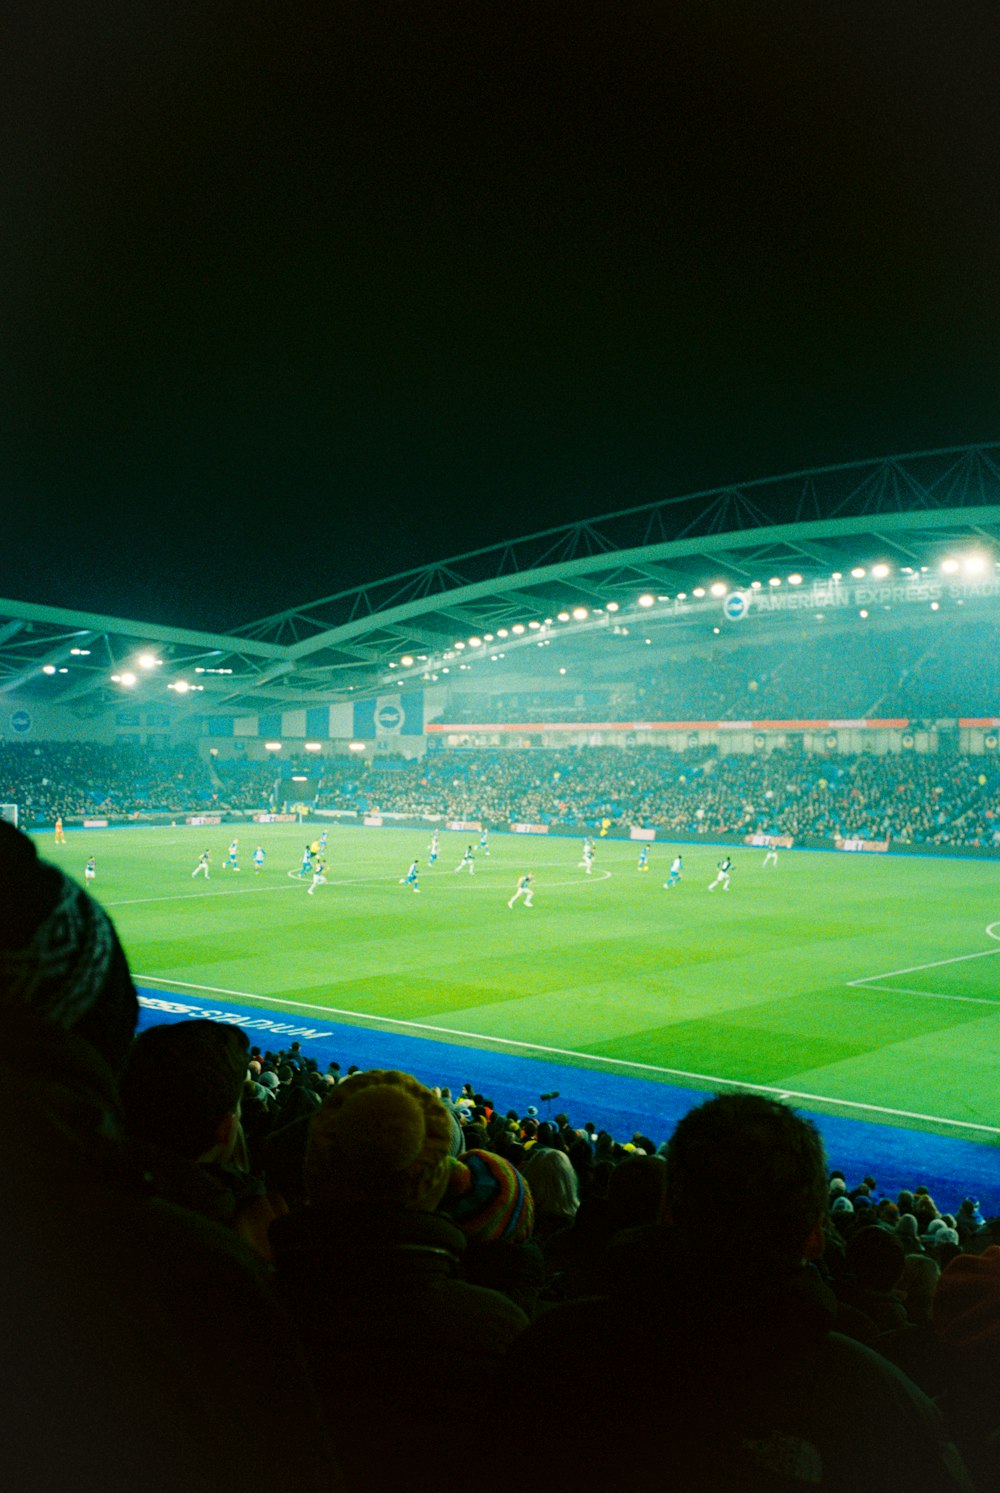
[169,680,190,694]
[119,671,137,687]
[42,664,57,675]
[348,741,366,752]
[528,620,541,630]
[644,638,652,645]
[788,574,803,586]
[137,652,159,670]
[512,622,527,633]
[605,601,619,612]
[484,633,494,642]
[710,582,727,597]
[692,587,706,598]
[931,601,940,611]
[70,647,90,656]
[291,775,307,783]
[304,742,322,752]
[637,594,655,608]
[871,563,890,579]
[940,557,960,574]
[713,626,721,634]
[851,567,866,579]
[676,592,687,600]
[751,580,762,590]
[768,578,781,588]
[467,638,482,648]
[831,571,842,581]
[497,628,509,637]
[401,655,415,665]
[453,641,465,650]
[558,666,567,674]
[264,741,282,751]
[556,611,570,622]
[58,668,68,673]
[859,609,869,618]
[963,553,988,574]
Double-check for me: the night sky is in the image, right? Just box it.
[3,2,998,631]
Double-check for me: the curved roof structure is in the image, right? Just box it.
[2,444,999,717]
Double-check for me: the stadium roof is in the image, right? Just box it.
[3,444,999,718]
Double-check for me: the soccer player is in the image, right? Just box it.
[84,856,96,882]
[319,829,328,853]
[455,845,475,874]
[578,838,595,874]
[307,856,328,895]
[298,844,314,879]
[253,845,266,873]
[663,854,683,889]
[428,829,439,864]
[310,838,321,859]
[508,872,534,909]
[637,845,650,872]
[478,828,490,856]
[54,816,66,844]
[223,838,240,872]
[708,856,733,892]
[399,858,420,892]
[763,844,779,868]
[192,849,211,879]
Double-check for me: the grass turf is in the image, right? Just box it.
[44,822,1000,1145]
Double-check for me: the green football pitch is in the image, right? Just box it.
[43,823,1000,1143]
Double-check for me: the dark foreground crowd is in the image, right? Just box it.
[3,820,999,1493]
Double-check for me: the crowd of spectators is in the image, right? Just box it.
[5,818,999,1489]
[0,740,214,823]
[317,744,1000,847]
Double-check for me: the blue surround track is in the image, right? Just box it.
[137,987,1000,1216]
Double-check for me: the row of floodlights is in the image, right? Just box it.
[384,553,994,673]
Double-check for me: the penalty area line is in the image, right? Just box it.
[133,973,1000,1137]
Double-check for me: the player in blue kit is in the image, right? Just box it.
[223,838,240,872]
[253,845,266,873]
[663,854,683,889]
[399,858,420,893]
[637,844,650,871]
[298,844,313,879]
[428,830,439,865]
[478,828,490,856]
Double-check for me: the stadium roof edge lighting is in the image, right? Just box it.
[0,447,998,710]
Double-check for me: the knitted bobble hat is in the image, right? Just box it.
[442,1148,535,1245]
[934,1246,1000,1350]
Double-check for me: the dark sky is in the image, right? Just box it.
[2,1,998,631]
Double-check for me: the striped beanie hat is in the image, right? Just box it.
[443,1148,535,1245]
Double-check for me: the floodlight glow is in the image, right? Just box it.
[348,741,366,752]
[42,664,57,675]
[644,638,652,645]
[851,567,866,579]
[137,653,158,670]
[170,680,190,693]
[871,563,890,579]
[710,582,727,597]
[606,601,619,612]
[528,620,541,630]
[713,626,721,634]
[676,592,687,601]
[751,581,762,590]
[264,741,282,751]
[291,775,307,783]
[484,633,494,642]
[467,639,482,648]
[940,558,960,574]
[119,671,137,687]
[558,667,567,675]
[859,609,869,618]
[59,667,68,673]
[557,611,570,622]
[401,655,414,666]
[512,623,526,634]
[497,628,509,638]
[931,601,940,611]
[304,742,322,752]
[692,587,705,598]
[963,554,988,574]
[570,608,587,621]
[70,647,91,656]
[831,572,842,581]
[769,578,781,588]
[637,594,655,608]
[788,574,803,586]
[453,641,465,650]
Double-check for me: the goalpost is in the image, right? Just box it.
[1,804,18,828]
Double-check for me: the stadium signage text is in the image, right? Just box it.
[723,575,1000,620]
[253,812,296,823]
[510,821,550,834]
[186,814,222,826]
[446,819,482,833]
[82,818,109,828]
[744,833,795,848]
[630,827,656,841]
[835,836,890,853]
[138,996,327,1039]
[363,813,384,827]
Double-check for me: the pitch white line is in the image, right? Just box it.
[846,982,999,1006]
[134,973,1000,1137]
[848,947,1000,985]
